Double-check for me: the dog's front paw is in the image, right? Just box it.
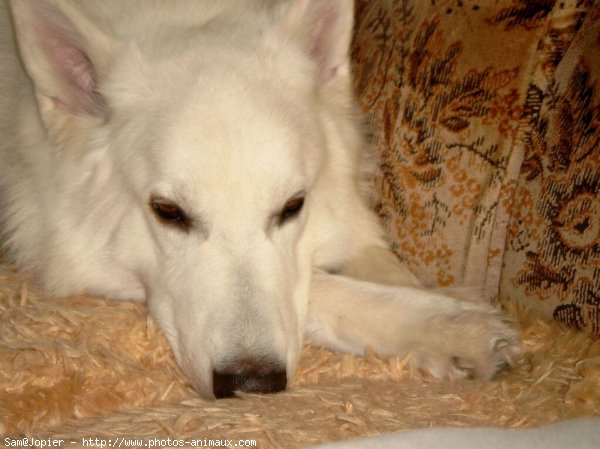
[412,304,523,380]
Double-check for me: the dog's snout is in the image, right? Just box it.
[212,359,287,398]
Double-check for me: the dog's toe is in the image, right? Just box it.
[414,305,523,381]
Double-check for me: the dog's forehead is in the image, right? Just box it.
[111,32,324,204]
[170,87,303,166]
[160,64,320,167]
[146,78,320,211]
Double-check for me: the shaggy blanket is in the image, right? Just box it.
[1,264,599,448]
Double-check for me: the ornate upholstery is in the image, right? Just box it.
[352,0,600,337]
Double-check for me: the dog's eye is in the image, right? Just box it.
[150,197,190,229]
[279,195,305,224]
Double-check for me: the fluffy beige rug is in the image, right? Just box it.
[1,263,599,448]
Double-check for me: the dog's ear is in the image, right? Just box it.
[281,0,354,85]
[9,0,117,120]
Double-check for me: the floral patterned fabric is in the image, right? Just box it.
[351,0,599,337]
[499,4,600,338]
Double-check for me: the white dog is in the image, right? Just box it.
[0,0,521,398]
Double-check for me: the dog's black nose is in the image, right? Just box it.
[212,359,287,398]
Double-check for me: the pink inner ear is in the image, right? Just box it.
[37,17,102,116]
[54,43,97,96]
[310,5,336,65]
[307,2,346,83]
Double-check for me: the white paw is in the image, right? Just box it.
[411,303,523,380]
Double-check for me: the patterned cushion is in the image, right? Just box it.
[499,4,600,337]
[351,0,599,337]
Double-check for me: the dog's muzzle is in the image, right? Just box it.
[212,358,287,398]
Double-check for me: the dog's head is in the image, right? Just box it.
[10,0,356,397]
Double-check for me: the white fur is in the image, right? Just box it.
[0,0,521,398]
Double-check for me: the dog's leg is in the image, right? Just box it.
[340,245,422,287]
[340,245,484,301]
[307,256,522,379]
